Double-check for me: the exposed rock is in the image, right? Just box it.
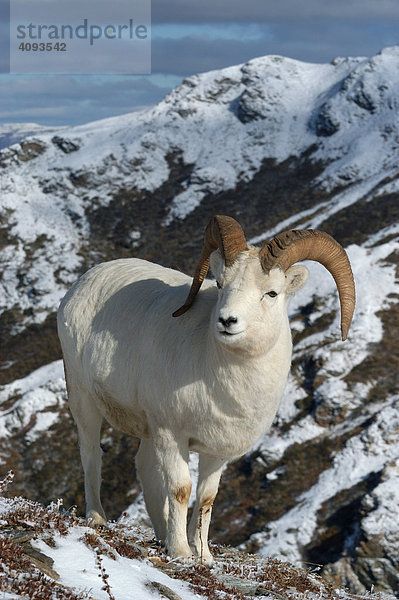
[1,527,59,580]
[312,102,341,137]
[323,559,367,595]
[22,540,59,580]
[52,136,80,153]
[354,558,399,595]
[147,581,183,600]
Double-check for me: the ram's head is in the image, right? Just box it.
[173,215,355,350]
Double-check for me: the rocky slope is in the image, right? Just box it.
[3,472,396,600]
[0,46,398,595]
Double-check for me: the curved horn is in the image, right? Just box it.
[173,215,249,317]
[259,229,355,341]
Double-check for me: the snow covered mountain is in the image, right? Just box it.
[0,122,64,150]
[0,46,398,595]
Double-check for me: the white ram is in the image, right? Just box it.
[57,215,355,565]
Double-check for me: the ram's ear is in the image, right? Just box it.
[209,249,224,278]
[285,265,309,294]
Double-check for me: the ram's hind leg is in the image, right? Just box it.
[66,370,106,526]
[188,455,226,566]
[135,439,168,541]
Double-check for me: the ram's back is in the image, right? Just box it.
[59,257,189,334]
[57,258,215,411]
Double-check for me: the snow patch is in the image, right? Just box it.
[0,361,66,444]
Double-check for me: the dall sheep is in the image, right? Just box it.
[57,215,355,565]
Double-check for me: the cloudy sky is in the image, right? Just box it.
[0,0,398,127]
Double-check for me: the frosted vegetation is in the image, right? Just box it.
[0,472,396,599]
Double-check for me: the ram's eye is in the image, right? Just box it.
[266,290,277,298]
[216,281,222,289]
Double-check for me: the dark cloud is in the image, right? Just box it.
[152,0,399,23]
[0,75,177,126]
[268,20,398,63]
[0,16,10,73]
[152,37,271,77]
[0,0,398,126]
[151,20,398,75]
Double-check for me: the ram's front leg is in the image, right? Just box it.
[152,427,193,560]
[188,455,226,566]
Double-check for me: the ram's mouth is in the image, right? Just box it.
[217,329,245,338]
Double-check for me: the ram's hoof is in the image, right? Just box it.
[167,554,196,565]
[199,554,214,568]
[87,510,107,528]
[165,543,195,565]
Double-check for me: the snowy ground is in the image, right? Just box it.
[1,475,396,600]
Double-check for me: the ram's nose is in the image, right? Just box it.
[217,312,245,336]
[218,315,238,328]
